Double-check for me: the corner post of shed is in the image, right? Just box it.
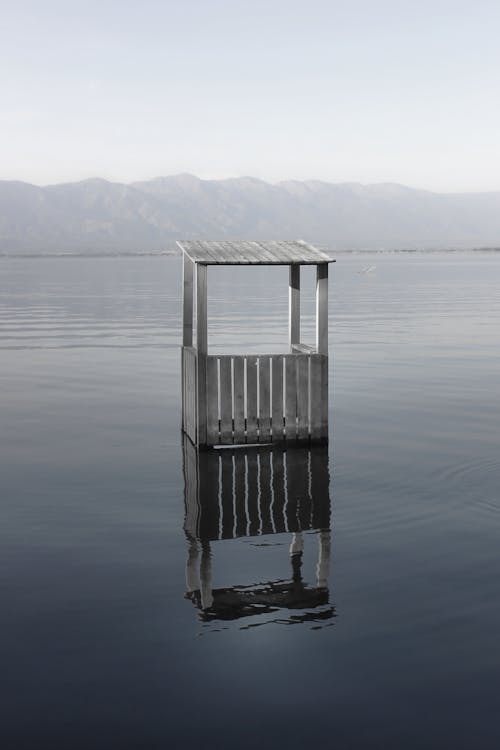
[196,263,208,447]
[316,263,328,355]
[182,253,194,346]
[289,264,301,350]
[315,263,329,440]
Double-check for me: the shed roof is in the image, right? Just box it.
[177,239,335,265]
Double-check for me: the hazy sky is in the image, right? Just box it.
[2,0,500,191]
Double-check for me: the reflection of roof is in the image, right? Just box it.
[177,239,335,266]
[187,579,333,623]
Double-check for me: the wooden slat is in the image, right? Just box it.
[233,356,245,443]
[285,356,297,441]
[219,357,233,443]
[258,356,271,442]
[246,355,258,442]
[271,355,284,442]
[206,356,219,445]
[310,354,328,441]
[296,355,309,440]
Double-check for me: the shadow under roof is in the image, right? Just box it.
[177,240,335,265]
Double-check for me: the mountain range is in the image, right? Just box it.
[1,173,500,254]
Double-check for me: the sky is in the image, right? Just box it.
[1,0,500,191]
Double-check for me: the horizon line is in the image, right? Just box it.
[2,173,500,195]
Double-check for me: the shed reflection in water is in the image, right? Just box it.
[182,439,334,627]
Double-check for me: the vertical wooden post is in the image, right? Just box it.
[196,264,208,447]
[316,263,329,441]
[181,253,194,433]
[316,264,328,355]
[182,254,194,346]
[289,264,300,350]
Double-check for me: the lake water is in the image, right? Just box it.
[2,253,499,749]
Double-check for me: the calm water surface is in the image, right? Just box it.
[1,254,499,749]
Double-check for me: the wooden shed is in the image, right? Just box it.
[178,240,335,449]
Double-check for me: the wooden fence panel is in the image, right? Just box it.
[184,349,328,446]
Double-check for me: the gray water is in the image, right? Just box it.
[1,254,499,749]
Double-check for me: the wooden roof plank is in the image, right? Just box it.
[241,241,274,264]
[254,240,290,263]
[176,240,335,265]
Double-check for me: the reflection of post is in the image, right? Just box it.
[185,537,200,593]
[316,530,331,589]
[289,532,303,556]
[290,531,304,583]
[200,542,213,610]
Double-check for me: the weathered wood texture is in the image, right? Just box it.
[177,240,335,266]
[182,254,194,346]
[201,353,327,446]
[182,346,197,444]
[196,264,208,445]
[316,263,329,355]
[179,242,331,448]
[183,439,331,541]
[289,264,300,347]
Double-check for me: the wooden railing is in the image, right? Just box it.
[205,352,327,445]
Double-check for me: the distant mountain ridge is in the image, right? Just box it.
[1,173,500,254]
